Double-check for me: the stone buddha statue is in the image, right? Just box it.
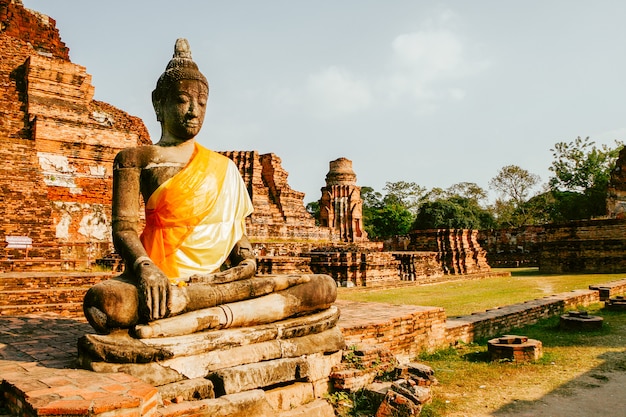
[82,39,337,338]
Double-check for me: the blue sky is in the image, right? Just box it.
[23,1,626,203]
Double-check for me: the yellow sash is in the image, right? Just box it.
[140,143,253,280]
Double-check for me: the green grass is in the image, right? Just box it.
[417,305,626,416]
[337,268,626,316]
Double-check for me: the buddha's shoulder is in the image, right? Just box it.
[114,145,162,169]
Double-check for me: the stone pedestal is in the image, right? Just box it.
[559,311,603,331]
[78,306,344,415]
[605,295,626,311]
[487,335,542,363]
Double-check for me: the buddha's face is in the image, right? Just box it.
[159,79,208,140]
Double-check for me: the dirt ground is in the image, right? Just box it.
[490,370,626,417]
[443,357,626,417]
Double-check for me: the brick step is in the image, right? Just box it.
[0,287,89,307]
[0,302,84,316]
[0,272,112,291]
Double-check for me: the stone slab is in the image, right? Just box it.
[265,381,315,412]
[79,306,340,363]
[277,398,336,417]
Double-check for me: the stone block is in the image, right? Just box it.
[300,350,343,382]
[157,377,214,403]
[210,357,305,395]
[265,382,314,411]
[278,398,336,417]
[157,389,274,417]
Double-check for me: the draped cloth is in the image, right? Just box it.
[140,143,253,282]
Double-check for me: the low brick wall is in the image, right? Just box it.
[445,290,600,345]
[589,278,626,301]
[338,287,605,359]
[337,300,447,361]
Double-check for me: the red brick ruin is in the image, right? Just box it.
[319,158,367,242]
[0,0,150,263]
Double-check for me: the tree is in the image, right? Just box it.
[413,183,494,230]
[305,201,320,225]
[382,181,427,215]
[489,165,541,227]
[361,184,421,239]
[548,136,623,220]
[368,202,414,238]
[549,136,621,193]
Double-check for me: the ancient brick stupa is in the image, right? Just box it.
[319,157,368,242]
[0,0,150,262]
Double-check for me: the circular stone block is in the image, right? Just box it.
[559,311,603,331]
[487,335,543,363]
[605,296,626,311]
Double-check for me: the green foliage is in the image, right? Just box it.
[412,183,494,230]
[325,390,379,417]
[490,165,541,205]
[546,136,622,220]
[362,185,415,239]
[382,181,427,215]
[305,200,320,225]
[343,345,365,370]
[368,202,414,238]
[549,136,621,192]
[489,165,542,227]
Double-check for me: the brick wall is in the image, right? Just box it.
[0,0,149,261]
[540,218,626,273]
[408,229,490,275]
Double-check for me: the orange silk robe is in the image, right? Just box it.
[140,143,253,281]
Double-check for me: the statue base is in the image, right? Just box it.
[78,306,344,414]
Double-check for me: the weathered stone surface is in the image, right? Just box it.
[308,249,401,287]
[487,335,543,362]
[157,389,275,417]
[211,357,305,395]
[277,398,336,417]
[265,381,315,412]
[375,389,423,417]
[80,306,340,362]
[478,226,543,268]
[157,377,215,403]
[82,326,344,384]
[299,350,344,382]
[134,276,337,338]
[540,218,626,273]
[84,360,185,386]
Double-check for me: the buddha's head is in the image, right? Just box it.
[152,39,209,140]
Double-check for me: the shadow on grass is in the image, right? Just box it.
[492,349,626,417]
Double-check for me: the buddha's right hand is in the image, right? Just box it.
[136,261,170,321]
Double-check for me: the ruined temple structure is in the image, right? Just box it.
[539,218,626,273]
[219,151,330,242]
[319,157,367,242]
[0,0,150,262]
[408,229,491,275]
[607,145,626,218]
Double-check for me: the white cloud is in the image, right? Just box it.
[269,10,488,118]
[305,66,373,119]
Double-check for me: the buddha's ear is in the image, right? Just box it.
[152,89,162,122]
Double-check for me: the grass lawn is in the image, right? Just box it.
[335,268,626,416]
[337,268,626,317]
[418,305,626,416]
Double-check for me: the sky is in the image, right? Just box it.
[23,1,626,204]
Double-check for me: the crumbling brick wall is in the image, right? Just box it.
[0,0,149,260]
